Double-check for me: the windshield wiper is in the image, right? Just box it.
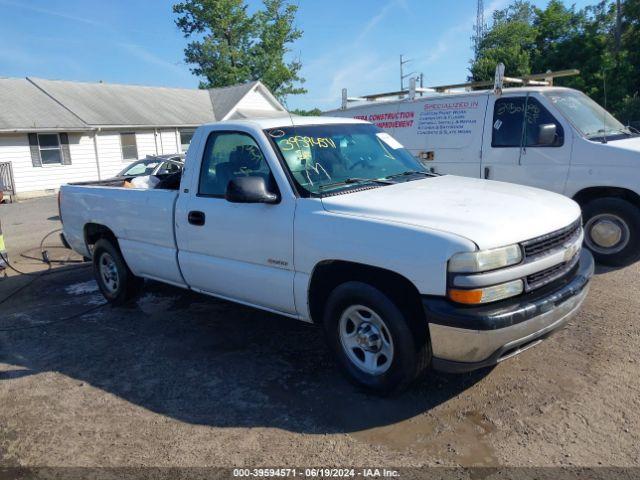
[385,170,435,180]
[586,128,632,139]
[318,177,394,193]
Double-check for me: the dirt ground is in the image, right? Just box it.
[0,197,639,469]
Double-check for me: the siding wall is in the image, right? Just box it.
[159,129,179,154]
[0,129,184,196]
[0,133,99,194]
[136,131,158,158]
[237,88,279,111]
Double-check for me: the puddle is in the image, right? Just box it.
[65,280,99,296]
[137,292,177,315]
[351,409,498,466]
[351,416,436,452]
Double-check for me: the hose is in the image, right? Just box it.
[0,302,106,332]
[0,228,90,305]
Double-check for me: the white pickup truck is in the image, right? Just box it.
[60,116,594,393]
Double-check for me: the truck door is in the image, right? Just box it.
[481,94,570,193]
[175,130,296,315]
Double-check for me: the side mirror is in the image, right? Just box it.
[225,176,279,204]
[537,123,557,146]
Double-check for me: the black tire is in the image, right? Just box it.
[323,281,431,394]
[582,198,640,267]
[92,238,142,305]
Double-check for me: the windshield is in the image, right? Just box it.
[267,123,426,195]
[119,160,160,177]
[544,90,631,140]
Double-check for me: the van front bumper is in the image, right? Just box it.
[423,249,594,373]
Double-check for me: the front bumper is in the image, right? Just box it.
[424,249,594,373]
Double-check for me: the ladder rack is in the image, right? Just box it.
[340,65,580,109]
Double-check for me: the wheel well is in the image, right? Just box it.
[308,260,426,331]
[84,223,118,255]
[573,187,640,209]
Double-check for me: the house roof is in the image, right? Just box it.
[0,77,284,132]
[0,78,87,131]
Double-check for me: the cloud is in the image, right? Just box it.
[418,0,510,67]
[116,43,191,79]
[0,0,105,27]
[356,0,405,43]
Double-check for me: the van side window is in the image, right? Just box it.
[492,97,526,147]
[523,97,564,147]
[198,132,272,197]
[492,97,564,148]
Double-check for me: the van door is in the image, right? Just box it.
[176,129,296,315]
[481,93,571,193]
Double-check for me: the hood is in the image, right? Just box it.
[576,135,640,167]
[603,135,640,152]
[321,175,581,250]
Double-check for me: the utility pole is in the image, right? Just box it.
[615,0,622,54]
[400,54,415,96]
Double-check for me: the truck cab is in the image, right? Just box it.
[328,85,640,267]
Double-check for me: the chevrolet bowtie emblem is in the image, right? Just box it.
[564,244,579,263]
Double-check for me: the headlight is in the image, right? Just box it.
[448,244,522,273]
[449,279,524,305]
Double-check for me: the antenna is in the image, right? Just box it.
[474,0,485,55]
[602,68,608,144]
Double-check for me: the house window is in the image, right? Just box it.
[179,129,195,153]
[38,134,62,164]
[120,133,138,160]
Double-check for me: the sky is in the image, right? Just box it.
[0,0,595,111]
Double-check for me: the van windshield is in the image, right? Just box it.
[544,90,633,141]
[267,123,426,195]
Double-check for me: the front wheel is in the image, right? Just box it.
[93,239,142,305]
[583,198,640,267]
[323,282,430,394]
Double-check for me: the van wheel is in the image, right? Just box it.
[583,197,640,267]
[323,281,430,394]
[93,239,142,305]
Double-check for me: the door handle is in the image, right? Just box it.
[484,167,491,179]
[188,210,205,226]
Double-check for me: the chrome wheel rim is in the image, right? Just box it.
[99,252,119,294]
[338,305,394,376]
[585,214,630,255]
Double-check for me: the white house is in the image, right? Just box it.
[0,77,286,199]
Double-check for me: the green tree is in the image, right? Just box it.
[291,107,322,116]
[173,0,306,99]
[470,1,537,81]
[470,0,640,122]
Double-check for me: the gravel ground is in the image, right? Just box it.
[0,197,639,468]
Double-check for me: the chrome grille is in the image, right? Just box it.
[522,219,581,259]
[526,250,580,291]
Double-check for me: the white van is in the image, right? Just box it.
[326,83,640,267]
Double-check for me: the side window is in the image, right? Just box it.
[158,162,181,175]
[523,97,564,147]
[120,133,138,160]
[492,97,564,148]
[198,132,271,197]
[492,97,525,147]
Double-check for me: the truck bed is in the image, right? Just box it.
[60,184,185,286]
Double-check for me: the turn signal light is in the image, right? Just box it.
[449,289,484,304]
[449,279,524,305]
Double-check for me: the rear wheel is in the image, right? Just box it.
[93,239,142,305]
[323,281,430,394]
[583,198,640,267]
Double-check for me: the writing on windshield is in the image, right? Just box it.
[268,123,425,195]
